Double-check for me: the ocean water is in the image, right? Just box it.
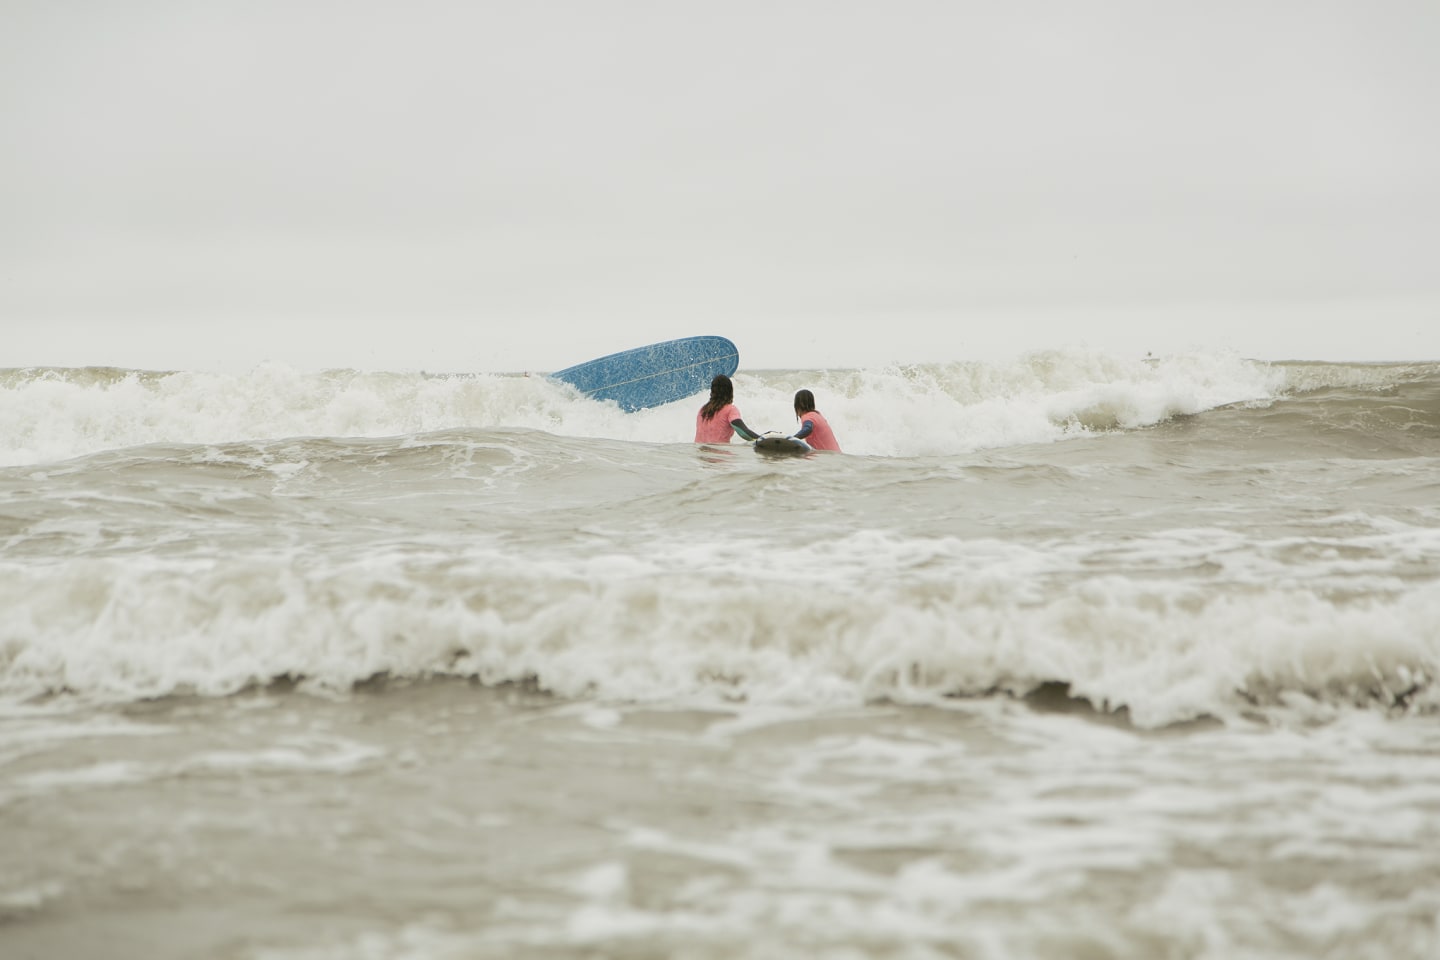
[2,348,1439,959]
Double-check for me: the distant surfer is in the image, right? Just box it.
[790,389,841,451]
[695,374,763,443]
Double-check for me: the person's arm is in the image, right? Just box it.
[730,418,762,442]
[791,419,814,441]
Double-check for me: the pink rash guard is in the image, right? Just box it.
[695,402,742,443]
[798,410,841,451]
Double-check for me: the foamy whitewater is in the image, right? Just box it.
[3,347,1439,958]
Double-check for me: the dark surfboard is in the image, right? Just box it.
[753,434,812,456]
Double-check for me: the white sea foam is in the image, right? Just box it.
[0,347,1293,465]
[3,528,1436,726]
[1,734,383,807]
[2,350,1436,731]
[0,880,66,916]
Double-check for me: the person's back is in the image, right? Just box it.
[792,389,841,451]
[695,402,741,442]
[695,374,761,443]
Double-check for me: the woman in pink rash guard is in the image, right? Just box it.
[790,389,841,451]
[695,374,763,443]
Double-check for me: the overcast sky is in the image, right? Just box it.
[3,0,1438,372]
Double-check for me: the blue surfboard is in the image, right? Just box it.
[550,336,740,412]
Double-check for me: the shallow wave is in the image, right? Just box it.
[3,536,1437,727]
[4,350,1438,729]
[1,346,1377,464]
[1276,360,1440,395]
[1145,373,1440,461]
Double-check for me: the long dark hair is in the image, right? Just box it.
[793,389,816,417]
[700,374,734,421]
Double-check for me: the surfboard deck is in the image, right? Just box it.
[754,434,812,456]
[550,336,739,412]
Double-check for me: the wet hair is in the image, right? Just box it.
[793,389,816,416]
[700,374,735,421]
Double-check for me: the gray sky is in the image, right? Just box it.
[4,0,1438,371]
